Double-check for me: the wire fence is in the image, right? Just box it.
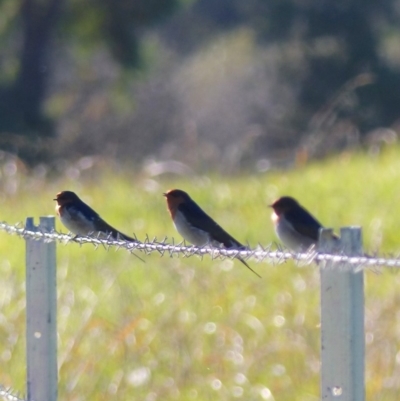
[0,386,26,401]
[0,218,396,401]
[0,220,398,270]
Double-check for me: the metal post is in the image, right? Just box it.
[319,227,365,401]
[25,217,58,401]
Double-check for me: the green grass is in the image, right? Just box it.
[1,146,400,400]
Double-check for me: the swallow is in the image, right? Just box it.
[54,190,137,242]
[163,189,261,277]
[270,196,339,251]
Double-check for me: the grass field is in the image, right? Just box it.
[1,146,400,400]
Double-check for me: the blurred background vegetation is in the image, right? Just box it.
[1,148,400,400]
[0,0,400,171]
[2,2,400,399]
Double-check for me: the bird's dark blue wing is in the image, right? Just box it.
[285,207,323,241]
[178,198,260,277]
[69,201,100,222]
[177,201,243,248]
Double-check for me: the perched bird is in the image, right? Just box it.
[164,189,261,277]
[270,196,338,251]
[54,190,137,242]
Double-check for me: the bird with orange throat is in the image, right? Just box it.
[164,189,261,277]
[54,190,138,243]
[270,196,339,251]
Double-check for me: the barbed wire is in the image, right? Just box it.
[1,220,400,270]
[0,386,26,401]
[0,222,392,401]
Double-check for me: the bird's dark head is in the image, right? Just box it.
[54,191,81,205]
[163,189,191,214]
[269,196,300,215]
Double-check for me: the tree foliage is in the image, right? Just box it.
[0,0,400,165]
[165,0,400,132]
[0,0,180,163]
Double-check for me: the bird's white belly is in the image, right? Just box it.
[274,214,316,251]
[60,209,96,236]
[173,211,209,246]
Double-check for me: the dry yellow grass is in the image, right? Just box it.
[1,147,400,400]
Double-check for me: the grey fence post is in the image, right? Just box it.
[319,227,365,401]
[25,217,58,401]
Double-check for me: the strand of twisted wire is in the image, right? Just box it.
[0,385,26,401]
[0,221,399,268]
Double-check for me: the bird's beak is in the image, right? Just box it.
[53,198,57,201]
[163,193,167,197]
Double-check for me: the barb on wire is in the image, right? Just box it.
[0,221,399,270]
[0,385,26,401]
